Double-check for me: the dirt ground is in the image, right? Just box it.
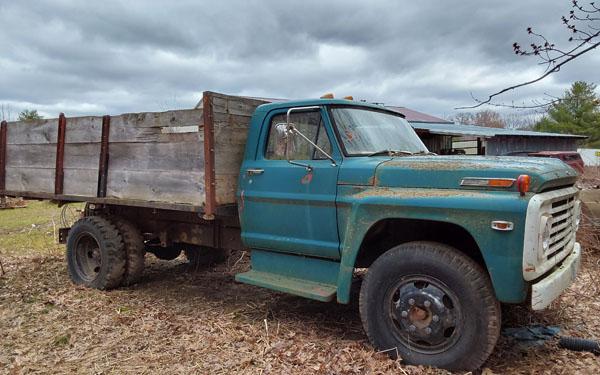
[0,202,599,374]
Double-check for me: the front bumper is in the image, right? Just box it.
[531,242,581,310]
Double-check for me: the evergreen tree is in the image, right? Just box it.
[534,81,600,147]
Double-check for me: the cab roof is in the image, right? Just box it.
[254,98,405,118]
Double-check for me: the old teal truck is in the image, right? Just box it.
[0,91,581,371]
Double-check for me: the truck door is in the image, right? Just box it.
[239,107,341,259]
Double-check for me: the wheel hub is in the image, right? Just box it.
[389,276,461,353]
[74,235,102,281]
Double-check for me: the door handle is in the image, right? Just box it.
[246,168,264,176]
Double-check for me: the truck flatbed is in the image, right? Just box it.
[0,92,267,218]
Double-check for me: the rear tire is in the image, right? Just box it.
[359,241,500,371]
[66,216,126,290]
[112,218,145,286]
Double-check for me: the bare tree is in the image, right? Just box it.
[449,110,506,128]
[459,0,600,109]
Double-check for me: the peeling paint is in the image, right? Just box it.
[301,171,313,185]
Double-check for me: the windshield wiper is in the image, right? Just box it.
[367,150,414,157]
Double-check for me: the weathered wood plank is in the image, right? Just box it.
[107,109,203,143]
[64,143,101,170]
[106,169,205,204]
[210,93,265,205]
[215,174,240,205]
[108,141,204,172]
[63,168,98,196]
[6,144,57,168]
[5,167,55,193]
[6,119,57,145]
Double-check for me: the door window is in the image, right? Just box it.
[265,111,332,160]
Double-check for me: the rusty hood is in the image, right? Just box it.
[369,155,578,192]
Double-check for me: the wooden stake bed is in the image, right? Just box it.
[0,92,267,216]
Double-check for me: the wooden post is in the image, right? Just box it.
[202,92,216,220]
[97,115,110,197]
[54,113,67,195]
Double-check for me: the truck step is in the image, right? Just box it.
[235,249,340,302]
[236,270,337,302]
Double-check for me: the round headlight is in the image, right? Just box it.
[541,216,553,251]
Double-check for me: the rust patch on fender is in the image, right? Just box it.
[367,174,380,186]
[387,160,493,171]
[353,188,491,199]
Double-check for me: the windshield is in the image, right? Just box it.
[331,107,429,156]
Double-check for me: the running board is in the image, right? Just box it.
[235,250,339,302]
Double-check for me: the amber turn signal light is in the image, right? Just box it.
[320,93,334,99]
[517,174,531,196]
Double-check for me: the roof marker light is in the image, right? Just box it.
[320,93,334,99]
[343,96,354,100]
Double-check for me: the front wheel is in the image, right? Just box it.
[359,241,500,371]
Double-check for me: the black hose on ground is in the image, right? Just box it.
[558,336,600,355]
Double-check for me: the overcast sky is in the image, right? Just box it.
[1,0,599,120]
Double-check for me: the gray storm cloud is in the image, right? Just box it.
[0,0,598,119]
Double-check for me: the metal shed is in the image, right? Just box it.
[407,122,586,156]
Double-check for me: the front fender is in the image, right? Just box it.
[336,186,530,304]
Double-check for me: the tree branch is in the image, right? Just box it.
[457,1,600,110]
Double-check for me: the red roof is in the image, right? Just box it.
[384,106,452,124]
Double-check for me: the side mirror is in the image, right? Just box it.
[274,122,295,159]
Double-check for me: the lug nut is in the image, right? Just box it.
[409,325,416,332]
[432,315,439,322]
[424,300,431,307]
[425,327,432,335]
[401,311,408,318]
[408,298,415,305]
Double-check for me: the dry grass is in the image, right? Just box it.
[0,201,599,374]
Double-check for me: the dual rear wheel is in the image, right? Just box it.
[66,216,229,290]
[66,216,144,290]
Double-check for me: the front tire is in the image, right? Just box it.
[359,241,500,371]
[66,217,126,290]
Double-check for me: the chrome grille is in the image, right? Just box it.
[546,193,577,259]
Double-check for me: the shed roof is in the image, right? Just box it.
[411,122,587,139]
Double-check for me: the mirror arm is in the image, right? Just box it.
[289,160,313,172]
[289,126,336,166]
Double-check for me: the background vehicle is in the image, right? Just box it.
[0,91,582,371]
[528,151,585,174]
